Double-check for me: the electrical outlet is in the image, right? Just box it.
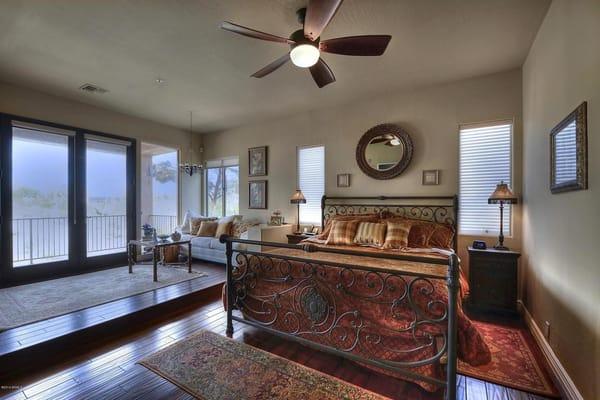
[543,321,551,340]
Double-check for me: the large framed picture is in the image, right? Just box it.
[248,146,268,177]
[248,180,268,209]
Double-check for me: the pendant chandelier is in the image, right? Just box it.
[179,111,203,176]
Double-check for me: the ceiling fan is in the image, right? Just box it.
[221,0,391,88]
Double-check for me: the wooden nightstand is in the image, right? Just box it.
[467,246,520,315]
[287,233,313,244]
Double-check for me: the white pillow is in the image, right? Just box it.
[181,210,203,234]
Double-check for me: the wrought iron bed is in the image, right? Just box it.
[221,195,460,400]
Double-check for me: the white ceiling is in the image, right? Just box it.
[0,0,550,133]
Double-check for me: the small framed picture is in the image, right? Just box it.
[311,226,320,234]
[248,180,268,209]
[422,170,440,185]
[248,146,268,177]
[269,215,283,226]
[337,173,351,187]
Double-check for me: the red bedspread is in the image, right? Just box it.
[225,244,491,392]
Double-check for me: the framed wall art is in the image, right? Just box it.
[248,180,268,209]
[248,146,268,177]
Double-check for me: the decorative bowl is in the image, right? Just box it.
[157,234,170,242]
[170,231,182,241]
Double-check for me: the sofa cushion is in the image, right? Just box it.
[190,236,212,248]
[208,238,225,251]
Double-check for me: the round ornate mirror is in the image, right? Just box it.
[356,124,413,180]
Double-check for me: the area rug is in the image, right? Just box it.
[458,320,560,398]
[0,265,207,331]
[139,330,389,400]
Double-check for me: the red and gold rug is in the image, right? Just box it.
[139,329,390,400]
[458,321,560,398]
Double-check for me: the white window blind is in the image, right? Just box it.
[298,146,325,224]
[459,122,512,236]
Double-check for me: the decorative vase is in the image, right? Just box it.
[171,231,182,241]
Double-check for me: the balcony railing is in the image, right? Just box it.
[147,214,178,235]
[12,215,128,267]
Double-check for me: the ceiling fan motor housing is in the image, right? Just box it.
[289,29,319,49]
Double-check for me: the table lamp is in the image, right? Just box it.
[488,181,518,250]
[290,189,306,234]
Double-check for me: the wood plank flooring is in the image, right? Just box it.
[0,283,555,400]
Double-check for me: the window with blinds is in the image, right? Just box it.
[459,121,513,236]
[297,145,325,224]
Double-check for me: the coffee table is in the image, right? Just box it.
[128,239,192,282]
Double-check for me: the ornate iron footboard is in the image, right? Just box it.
[221,237,460,400]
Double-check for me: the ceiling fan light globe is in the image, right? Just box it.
[290,44,320,68]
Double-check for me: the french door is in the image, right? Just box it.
[0,115,136,285]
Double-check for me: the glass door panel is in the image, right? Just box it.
[225,166,239,216]
[140,143,178,235]
[86,139,127,257]
[11,127,69,267]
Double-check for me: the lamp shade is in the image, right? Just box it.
[290,189,307,204]
[488,181,518,204]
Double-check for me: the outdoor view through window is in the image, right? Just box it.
[141,143,178,235]
[12,128,69,266]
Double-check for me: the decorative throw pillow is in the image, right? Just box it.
[215,220,233,238]
[196,221,218,237]
[428,224,455,249]
[353,222,387,247]
[382,220,412,249]
[325,220,360,246]
[318,214,379,240]
[407,222,436,248]
[190,216,217,235]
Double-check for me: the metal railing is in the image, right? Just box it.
[12,217,69,265]
[86,215,127,256]
[148,214,178,234]
[12,215,128,266]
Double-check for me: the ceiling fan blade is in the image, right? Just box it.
[304,0,344,41]
[221,21,294,44]
[251,53,290,78]
[320,35,392,56]
[309,58,335,88]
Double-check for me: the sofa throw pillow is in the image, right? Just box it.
[325,220,360,246]
[353,222,387,247]
[215,221,233,238]
[190,216,217,236]
[197,221,219,237]
[382,220,412,249]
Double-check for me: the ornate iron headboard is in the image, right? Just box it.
[321,195,459,250]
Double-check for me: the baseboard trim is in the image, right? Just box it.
[517,301,584,400]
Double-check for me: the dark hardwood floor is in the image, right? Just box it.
[0,275,554,400]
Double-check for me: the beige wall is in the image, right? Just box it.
[522,1,600,398]
[0,80,202,229]
[202,69,523,275]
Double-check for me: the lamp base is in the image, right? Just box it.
[493,245,510,251]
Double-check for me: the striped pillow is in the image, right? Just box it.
[353,222,387,247]
[325,220,360,246]
[382,220,412,249]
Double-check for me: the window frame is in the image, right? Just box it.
[203,159,239,218]
[458,119,514,237]
[296,144,325,225]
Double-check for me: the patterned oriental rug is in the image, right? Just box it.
[458,321,560,398]
[139,330,390,400]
